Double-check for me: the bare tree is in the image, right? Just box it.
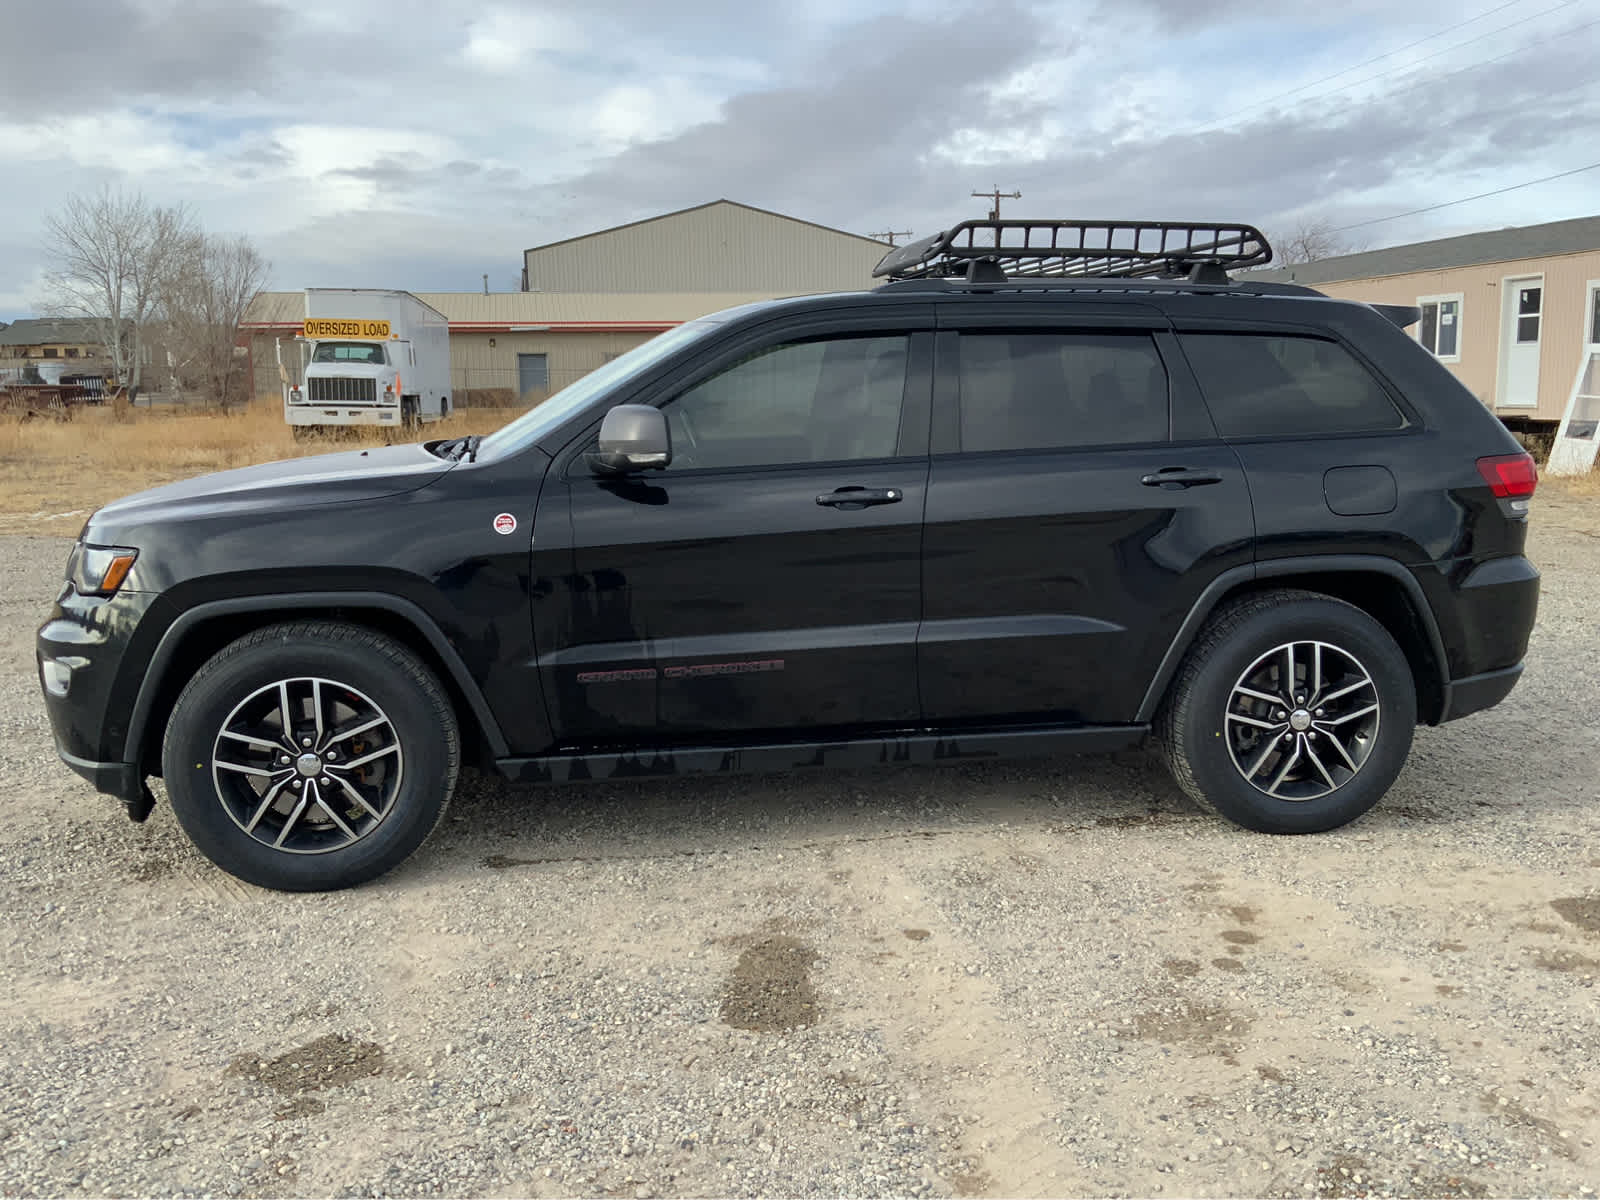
[42,188,194,411]
[162,233,270,409]
[1272,217,1367,266]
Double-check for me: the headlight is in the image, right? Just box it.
[70,544,139,596]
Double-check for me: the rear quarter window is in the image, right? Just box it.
[1179,333,1406,438]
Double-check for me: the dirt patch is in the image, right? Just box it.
[1123,1002,1249,1055]
[1479,1092,1577,1159]
[1255,1064,1287,1083]
[1435,940,1468,952]
[950,1167,992,1196]
[1528,947,1600,973]
[129,857,174,882]
[1550,896,1600,934]
[1220,929,1260,945]
[1227,904,1260,924]
[1212,957,1245,973]
[719,935,820,1032]
[902,928,931,942]
[1436,984,1462,997]
[226,1034,386,1096]
[1162,958,1200,978]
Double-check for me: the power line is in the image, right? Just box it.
[1192,0,1527,129]
[1192,0,1579,132]
[1317,13,1600,122]
[1331,161,1600,233]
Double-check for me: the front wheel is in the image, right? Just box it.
[161,622,459,891]
[1154,590,1416,834]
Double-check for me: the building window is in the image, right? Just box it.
[1417,294,1463,361]
[66,348,79,358]
[43,348,59,358]
[1589,282,1600,348]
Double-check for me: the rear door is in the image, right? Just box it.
[542,312,934,745]
[918,303,1255,727]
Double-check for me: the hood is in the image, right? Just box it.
[86,443,457,537]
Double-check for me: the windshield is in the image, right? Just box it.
[477,319,723,460]
[311,341,388,365]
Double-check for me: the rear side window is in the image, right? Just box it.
[956,332,1168,452]
[1179,333,1406,438]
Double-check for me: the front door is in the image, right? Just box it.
[1499,277,1542,408]
[544,329,932,745]
[918,318,1254,727]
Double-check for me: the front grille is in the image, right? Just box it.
[308,376,379,405]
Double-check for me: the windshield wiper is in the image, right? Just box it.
[433,435,481,462]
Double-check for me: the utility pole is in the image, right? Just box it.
[972,187,1021,220]
[870,229,914,246]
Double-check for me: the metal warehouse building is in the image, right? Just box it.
[244,200,889,404]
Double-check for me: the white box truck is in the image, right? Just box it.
[281,289,451,435]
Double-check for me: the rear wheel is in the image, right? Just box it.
[401,397,419,431]
[162,622,459,891]
[1154,590,1416,833]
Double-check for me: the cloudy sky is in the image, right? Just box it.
[3,0,1598,318]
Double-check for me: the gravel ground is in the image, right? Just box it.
[1,496,1597,1199]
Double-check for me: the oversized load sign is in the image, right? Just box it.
[1547,350,1600,476]
[303,318,392,339]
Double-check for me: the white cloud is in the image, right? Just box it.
[461,5,588,70]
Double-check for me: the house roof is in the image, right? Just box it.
[242,290,786,331]
[521,199,888,256]
[1254,214,1600,285]
[0,317,105,347]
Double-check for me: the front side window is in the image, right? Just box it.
[663,336,909,470]
[1180,333,1406,439]
[1418,296,1461,360]
[1589,285,1600,347]
[954,332,1169,452]
[311,341,388,365]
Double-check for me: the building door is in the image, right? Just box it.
[517,353,549,399]
[1498,277,1542,408]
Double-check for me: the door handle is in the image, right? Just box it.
[816,486,903,508]
[1140,467,1224,489]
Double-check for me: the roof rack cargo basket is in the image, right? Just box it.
[873,218,1273,282]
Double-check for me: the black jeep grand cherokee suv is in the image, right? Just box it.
[39,219,1540,891]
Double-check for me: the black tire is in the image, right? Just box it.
[401,397,419,431]
[161,621,459,891]
[1153,589,1416,834]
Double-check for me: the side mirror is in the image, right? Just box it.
[587,405,671,475]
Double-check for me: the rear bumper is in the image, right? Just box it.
[1438,662,1524,723]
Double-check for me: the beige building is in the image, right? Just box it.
[522,199,888,294]
[241,290,781,405]
[1256,216,1600,426]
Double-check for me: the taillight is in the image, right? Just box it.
[1476,453,1538,499]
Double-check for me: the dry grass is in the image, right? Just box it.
[0,400,522,535]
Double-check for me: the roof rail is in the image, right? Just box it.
[872,218,1273,282]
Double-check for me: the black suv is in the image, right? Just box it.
[38,219,1540,891]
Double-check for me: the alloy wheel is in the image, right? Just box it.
[210,677,404,854]
[1224,640,1380,801]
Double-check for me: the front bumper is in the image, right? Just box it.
[285,405,401,427]
[1438,662,1524,723]
[38,586,159,811]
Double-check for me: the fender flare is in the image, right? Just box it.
[1134,555,1449,724]
[127,591,509,766]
